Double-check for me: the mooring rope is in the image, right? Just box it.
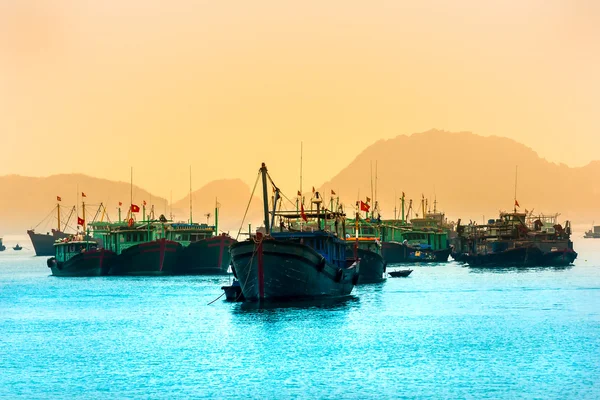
[207,292,225,305]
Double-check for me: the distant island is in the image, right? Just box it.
[1,130,598,234]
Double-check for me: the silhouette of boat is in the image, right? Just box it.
[13,244,22,251]
[388,269,413,277]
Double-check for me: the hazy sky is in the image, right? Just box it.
[1,0,598,200]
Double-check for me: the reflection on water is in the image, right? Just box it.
[235,295,360,312]
[1,246,599,399]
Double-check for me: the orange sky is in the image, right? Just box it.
[1,0,599,200]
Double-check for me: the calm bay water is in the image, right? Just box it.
[1,236,599,399]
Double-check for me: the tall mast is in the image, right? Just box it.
[300,142,303,202]
[130,167,133,220]
[189,165,193,224]
[57,200,61,232]
[170,190,173,221]
[215,197,219,236]
[76,184,79,231]
[514,165,518,213]
[375,161,378,206]
[394,190,397,221]
[370,161,374,209]
[260,163,270,234]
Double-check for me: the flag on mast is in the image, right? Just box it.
[82,192,87,198]
[77,217,84,226]
[57,196,62,202]
[514,199,520,208]
[131,204,140,213]
[360,201,370,212]
[300,203,308,222]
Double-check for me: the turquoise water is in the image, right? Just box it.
[1,238,599,399]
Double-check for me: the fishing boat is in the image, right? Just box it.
[344,214,386,283]
[454,210,577,267]
[0,237,5,251]
[93,214,181,276]
[388,269,413,277]
[27,199,75,256]
[380,195,451,264]
[46,235,116,277]
[229,163,359,302]
[584,225,600,238]
[172,224,236,274]
[13,244,22,251]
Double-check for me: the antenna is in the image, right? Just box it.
[300,142,303,200]
[130,167,133,220]
[514,165,518,213]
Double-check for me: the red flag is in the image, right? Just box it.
[143,200,147,206]
[312,186,315,194]
[331,190,336,195]
[300,203,308,222]
[82,192,86,198]
[402,192,405,198]
[297,190,301,196]
[360,201,370,212]
[366,197,371,203]
[77,217,84,226]
[118,201,122,206]
[131,204,140,213]
[515,199,520,208]
[56,196,62,202]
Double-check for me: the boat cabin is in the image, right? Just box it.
[54,240,98,262]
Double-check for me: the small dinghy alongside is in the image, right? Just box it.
[388,269,413,277]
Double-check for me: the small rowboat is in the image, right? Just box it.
[388,269,413,277]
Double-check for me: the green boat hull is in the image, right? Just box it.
[177,235,236,275]
[47,249,117,277]
[109,239,182,276]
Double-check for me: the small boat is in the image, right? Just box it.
[221,279,245,301]
[0,237,5,252]
[388,269,413,277]
[13,244,22,251]
[47,236,117,277]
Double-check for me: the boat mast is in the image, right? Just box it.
[299,142,303,228]
[513,165,518,213]
[401,192,405,224]
[260,163,270,235]
[76,184,79,231]
[130,167,133,220]
[215,197,219,235]
[189,165,193,224]
[57,199,61,232]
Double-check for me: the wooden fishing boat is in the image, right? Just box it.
[47,235,116,277]
[230,163,359,302]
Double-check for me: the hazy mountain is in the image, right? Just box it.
[317,129,600,225]
[2,130,598,235]
[0,174,166,234]
[170,178,263,236]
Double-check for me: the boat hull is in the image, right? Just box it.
[463,245,577,267]
[48,249,117,277]
[177,235,236,274]
[230,239,358,301]
[382,241,450,263]
[27,230,69,257]
[109,239,182,276]
[355,248,386,283]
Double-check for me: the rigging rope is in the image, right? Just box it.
[236,171,260,241]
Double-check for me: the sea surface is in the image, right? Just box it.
[0,235,599,399]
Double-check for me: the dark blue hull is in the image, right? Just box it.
[230,239,358,302]
[355,248,386,283]
[382,241,451,264]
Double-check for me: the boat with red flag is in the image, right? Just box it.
[229,163,359,302]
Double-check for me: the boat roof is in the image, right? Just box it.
[271,230,341,240]
[54,240,97,246]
